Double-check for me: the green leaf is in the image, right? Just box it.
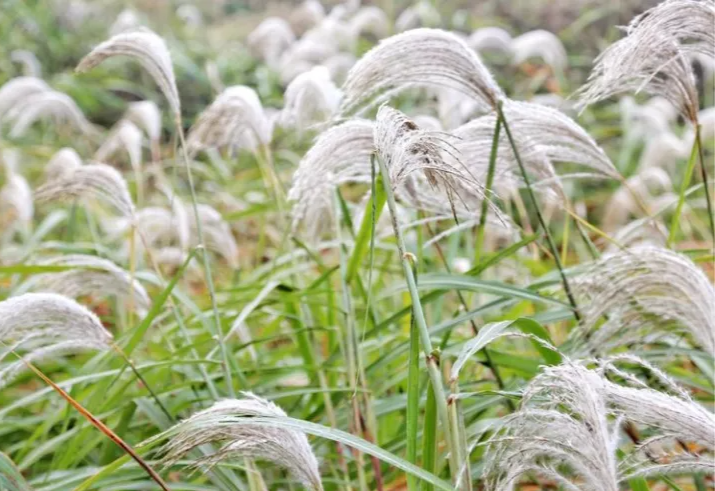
[0,452,32,491]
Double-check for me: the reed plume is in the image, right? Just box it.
[511,29,567,71]
[95,119,144,174]
[162,392,323,491]
[45,147,83,181]
[0,293,112,388]
[187,204,239,268]
[577,0,715,123]
[0,76,49,119]
[77,28,181,118]
[5,90,95,138]
[19,254,150,314]
[339,28,503,117]
[10,50,42,78]
[187,85,272,155]
[35,162,135,218]
[247,17,296,68]
[281,66,342,131]
[124,100,162,159]
[0,158,33,234]
[570,245,715,354]
[468,27,513,55]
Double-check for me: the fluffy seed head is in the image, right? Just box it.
[0,293,112,388]
[124,100,162,145]
[511,29,567,71]
[247,17,296,68]
[281,66,342,131]
[0,76,49,119]
[0,165,34,233]
[95,119,144,172]
[570,245,715,354]
[35,162,135,218]
[10,50,42,78]
[187,85,272,155]
[162,392,322,491]
[45,147,83,181]
[187,204,238,268]
[77,28,181,117]
[468,27,513,55]
[339,28,503,117]
[5,90,95,138]
[349,6,389,39]
[20,254,150,314]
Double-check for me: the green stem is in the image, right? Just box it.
[421,383,437,491]
[175,115,242,395]
[668,125,701,247]
[347,183,387,282]
[376,155,459,481]
[695,126,715,245]
[475,113,502,263]
[406,282,421,491]
[497,102,581,322]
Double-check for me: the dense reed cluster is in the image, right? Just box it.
[0,0,712,490]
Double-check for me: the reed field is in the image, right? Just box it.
[0,0,714,489]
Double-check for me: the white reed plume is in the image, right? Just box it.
[45,147,83,181]
[0,293,112,388]
[468,27,513,55]
[602,168,672,232]
[278,38,336,85]
[187,85,272,155]
[339,28,503,117]
[281,66,342,131]
[77,28,181,118]
[577,0,715,123]
[35,162,135,218]
[499,100,619,179]
[0,76,49,119]
[95,119,144,173]
[108,205,188,259]
[288,118,374,234]
[323,52,356,85]
[570,245,715,354]
[176,5,202,28]
[162,392,322,491]
[5,90,95,138]
[620,96,678,141]
[485,362,620,491]
[395,1,441,32]
[349,6,388,39]
[124,100,162,152]
[19,254,150,314]
[11,50,42,78]
[375,105,480,199]
[187,204,238,268]
[638,130,692,172]
[290,0,325,36]
[511,29,568,71]
[247,17,296,68]
[0,164,33,233]
[302,18,356,53]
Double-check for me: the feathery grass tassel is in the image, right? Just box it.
[497,102,582,322]
[161,393,323,491]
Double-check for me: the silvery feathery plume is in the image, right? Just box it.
[18,254,150,314]
[620,96,679,141]
[602,168,672,232]
[109,8,142,36]
[95,119,144,174]
[605,218,668,253]
[510,29,568,71]
[187,204,238,268]
[0,76,49,119]
[349,6,388,39]
[176,4,202,28]
[11,50,42,78]
[281,66,342,131]
[5,90,95,138]
[494,100,620,179]
[187,85,272,155]
[339,28,504,117]
[288,118,374,235]
[161,392,322,491]
[436,88,483,130]
[289,0,325,36]
[577,0,715,123]
[0,293,112,389]
[570,245,715,354]
[0,161,33,233]
[484,362,620,491]
[468,27,513,56]
[278,39,337,85]
[302,18,356,53]
[375,105,481,200]
[247,17,296,69]
[35,162,135,218]
[77,28,181,118]
[108,205,188,260]
[124,100,162,153]
[395,1,441,32]
[639,129,692,171]
[45,147,83,181]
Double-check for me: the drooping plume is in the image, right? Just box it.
[162,392,323,491]
[0,293,112,388]
[0,76,49,119]
[576,0,715,123]
[77,28,181,118]
[19,254,150,314]
[247,17,296,68]
[35,162,135,218]
[511,29,567,71]
[187,85,272,155]
[570,245,715,354]
[281,66,342,131]
[339,28,503,117]
[5,90,95,138]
